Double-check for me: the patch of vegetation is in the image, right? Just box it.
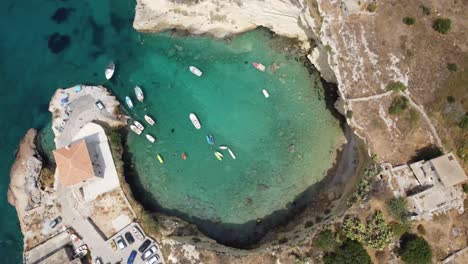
[366,3,377,13]
[388,96,409,115]
[462,183,468,193]
[342,211,393,250]
[433,18,451,34]
[407,109,420,128]
[420,5,431,16]
[447,63,458,72]
[403,17,416,25]
[325,44,332,53]
[349,164,381,203]
[447,96,456,103]
[323,240,371,264]
[390,221,411,238]
[387,197,410,221]
[105,128,122,146]
[459,114,468,130]
[398,233,432,264]
[38,167,55,190]
[314,229,338,252]
[387,81,407,92]
[346,110,353,119]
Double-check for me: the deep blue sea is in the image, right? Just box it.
[0,0,342,259]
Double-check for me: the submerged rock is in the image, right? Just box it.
[51,7,74,24]
[48,33,71,54]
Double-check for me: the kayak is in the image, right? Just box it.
[252,62,266,72]
[219,145,228,150]
[125,96,134,108]
[157,154,164,164]
[262,89,270,98]
[206,134,214,145]
[214,151,224,161]
[189,113,201,129]
[227,148,237,160]
[105,61,115,80]
[134,86,144,102]
[144,115,155,126]
[146,134,156,143]
[189,66,202,77]
[134,121,144,131]
[130,125,142,135]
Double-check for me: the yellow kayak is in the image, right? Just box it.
[214,151,224,161]
[157,154,164,164]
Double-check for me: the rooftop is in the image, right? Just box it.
[430,152,467,187]
[53,140,95,187]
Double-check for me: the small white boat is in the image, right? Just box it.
[189,66,203,77]
[219,145,228,150]
[189,113,201,129]
[105,61,115,80]
[134,120,144,131]
[262,89,270,98]
[125,96,134,108]
[130,125,142,135]
[144,115,155,126]
[146,134,156,143]
[134,86,144,102]
[252,62,266,72]
[227,148,237,160]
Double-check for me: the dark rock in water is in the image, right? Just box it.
[51,7,74,24]
[288,144,296,153]
[48,33,70,54]
[171,128,175,133]
[258,184,269,190]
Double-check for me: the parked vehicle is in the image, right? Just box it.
[131,226,144,240]
[49,216,62,228]
[138,239,151,253]
[125,232,135,245]
[95,100,105,110]
[115,236,127,250]
[142,245,158,260]
[146,254,160,264]
[127,250,137,264]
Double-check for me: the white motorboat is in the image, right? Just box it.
[219,145,228,150]
[134,86,144,102]
[130,125,142,135]
[146,134,156,143]
[227,148,237,160]
[252,62,266,72]
[125,96,134,108]
[134,120,144,131]
[262,89,270,98]
[105,61,115,80]
[189,66,203,77]
[144,115,155,126]
[189,113,201,129]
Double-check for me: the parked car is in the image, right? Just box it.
[115,236,127,250]
[125,231,135,245]
[131,226,144,240]
[138,239,151,253]
[127,250,137,264]
[95,100,105,110]
[141,245,157,260]
[146,254,160,264]
[49,216,62,228]
[74,244,88,254]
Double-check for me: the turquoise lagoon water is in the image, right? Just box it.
[0,0,341,258]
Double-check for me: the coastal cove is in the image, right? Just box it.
[1,0,346,260]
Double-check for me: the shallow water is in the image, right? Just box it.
[0,0,341,258]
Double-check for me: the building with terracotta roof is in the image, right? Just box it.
[53,140,96,187]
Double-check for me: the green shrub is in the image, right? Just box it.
[323,240,371,264]
[403,17,416,25]
[390,221,411,238]
[314,229,337,252]
[346,110,353,119]
[433,18,451,34]
[342,211,393,250]
[459,115,468,129]
[420,5,431,16]
[387,81,407,92]
[367,3,377,13]
[389,96,409,114]
[447,96,455,103]
[462,183,468,193]
[387,197,410,221]
[447,63,458,72]
[399,234,432,264]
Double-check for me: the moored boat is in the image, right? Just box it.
[105,61,115,80]
[189,66,203,77]
[125,96,134,108]
[214,151,224,161]
[189,113,201,129]
[144,115,155,126]
[157,154,164,164]
[252,62,266,72]
[130,125,142,135]
[134,120,144,131]
[219,145,228,150]
[146,134,156,143]
[134,86,144,102]
[206,134,214,145]
[227,148,236,159]
[262,89,270,98]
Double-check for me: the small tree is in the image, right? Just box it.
[388,197,410,221]
[403,17,416,25]
[447,63,458,72]
[459,115,468,130]
[323,240,371,264]
[433,18,451,34]
[314,229,337,252]
[346,110,353,119]
[399,234,432,264]
[420,5,431,16]
[387,81,407,92]
[462,184,468,193]
[367,3,377,13]
[389,96,409,114]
